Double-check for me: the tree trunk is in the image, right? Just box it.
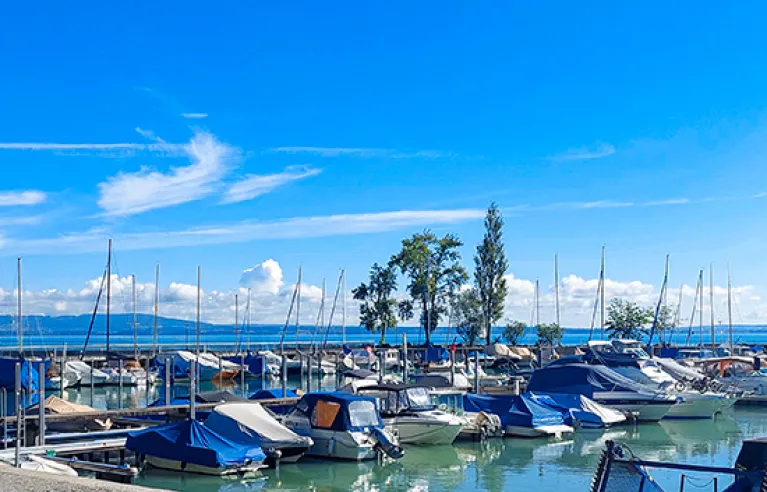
[380,327,386,346]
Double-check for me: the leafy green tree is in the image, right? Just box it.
[653,305,676,337]
[503,320,527,346]
[475,203,509,345]
[452,289,483,346]
[605,298,653,340]
[537,323,563,346]
[391,231,468,345]
[352,263,400,345]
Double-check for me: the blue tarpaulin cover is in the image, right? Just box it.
[0,358,40,392]
[528,392,624,428]
[126,419,266,469]
[227,354,267,376]
[293,392,384,432]
[527,364,660,398]
[423,345,449,363]
[463,393,567,429]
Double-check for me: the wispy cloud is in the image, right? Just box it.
[181,113,208,119]
[97,131,238,217]
[551,143,616,162]
[581,200,634,209]
[135,127,165,143]
[270,146,449,159]
[0,191,46,206]
[222,165,322,204]
[6,208,484,255]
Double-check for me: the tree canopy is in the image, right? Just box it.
[503,320,527,346]
[352,263,400,345]
[605,298,653,340]
[475,203,508,344]
[390,231,468,345]
[452,289,483,346]
[536,323,563,346]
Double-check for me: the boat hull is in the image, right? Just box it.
[386,418,463,445]
[664,393,731,419]
[505,424,574,438]
[145,456,261,476]
[305,429,379,461]
[594,393,676,422]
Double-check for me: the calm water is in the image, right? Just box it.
[57,380,767,492]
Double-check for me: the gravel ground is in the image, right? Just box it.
[1,463,170,492]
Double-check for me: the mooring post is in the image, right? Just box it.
[474,350,480,394]
[218,357,223,386]
[38,363,45,446]
[189,360,196,420]
[90,363,95,407]
[281,355,287,398]
[118,359,124,409]
[335,351,340,388]
[60,343,67,398]
[240,352,246,397]
[402,334,408,383]
[164,358,171,422]
[378,351,385,384]
[14,362,21,468]
[306,354,312,393]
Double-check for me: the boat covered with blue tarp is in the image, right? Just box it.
[126,419,266,475]
[463,393,574,437]
[527,392,627,428]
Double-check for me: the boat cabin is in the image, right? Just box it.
[357,384,435,417]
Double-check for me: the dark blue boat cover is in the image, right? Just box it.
[293,392,384,432]
[528,364,659,397]
[423,345,449,363]
[463,393,567,429]
[226,354,267,376]
[126,419,265,468]
[0,358,40,392]
[528,392,606,428]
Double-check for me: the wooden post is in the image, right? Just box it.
[118,359,124,409]
[402,334,408,383]
[90,363,95,407]
[14,363,21,467]
[473,351,480,394]
[240,353,246,398]
[281,356,287,398]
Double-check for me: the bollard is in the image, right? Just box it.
[281,355,287,398]
[240,353,246,398]
[118,359,124,409]
[189,360,196,420]
[473,351,480,394]
[38,363,45,446]
[14,362,21,468]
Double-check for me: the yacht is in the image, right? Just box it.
[357,384,464,445]
[587,340,735,419]
[283,392,404,461]
[528,363,678,422]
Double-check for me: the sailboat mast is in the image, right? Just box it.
[709,264,715,354]
[341,269,346,347]
[296,266,302,349]
[17,257,22,356]
[153,264,159,357]
[698,269,704,348]
[535,278,540,328]
[727,265,733,355]
[234,294,239,355]
[132,274,138,359]
[673,284,683,344]
[195,266,201,360]
[600,246,606,339]
[554,254,560,327]
[106,239,112,353]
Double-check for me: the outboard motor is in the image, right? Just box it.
[371,428,405,459]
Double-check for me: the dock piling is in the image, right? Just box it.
[189,360,196,420]
[14,362,21,468]
[164,358,171,421]
[118,359,124,409]
[281,356,287,398]
[402,334,408,383]
[90,364,95,406]
[38,363,45,446]
[474,350,480,394]
[240,353,246,397]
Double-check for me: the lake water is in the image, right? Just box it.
[58,378,767,492]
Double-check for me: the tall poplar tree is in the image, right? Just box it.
[475,203,509,344]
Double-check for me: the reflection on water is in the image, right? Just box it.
[62,380,767,491]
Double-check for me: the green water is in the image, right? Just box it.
[59,384,767,491]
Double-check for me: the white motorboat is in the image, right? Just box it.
[357,384,464,445]
[9,455,78,477]
[63,360,110,387]
[205,402,313,465]
[283,392,404,461]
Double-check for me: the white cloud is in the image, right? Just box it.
[97,131,238,216]
[135,127,165,143]
[240,259,284,295]
[7,208,484,255]
[270,147,449,159]
[181,113,208,119]
[222,165,321,204]
[0,191,46,206]
[551,143,616,162]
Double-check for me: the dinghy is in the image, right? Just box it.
[205,402,313,465]
[127,419,266,476]
[463,393,574,438]
[283,392,404,461]
[34,395,112,432]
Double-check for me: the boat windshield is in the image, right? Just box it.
[405,387,435,411]
[348,400,380,428]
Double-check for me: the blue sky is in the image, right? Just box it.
[0,2,766,326]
